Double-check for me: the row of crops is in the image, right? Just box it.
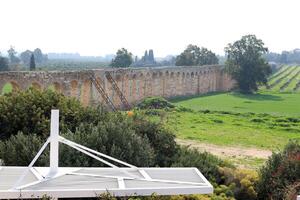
[264,65,300,92]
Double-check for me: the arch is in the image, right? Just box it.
[80,79,91,107]
[31,82,42,90]
[70,80,79,97]
[48,82,62,93]
[2,81,20,94]
[170,72,174,77]
[191,72,194,78]
[152,72,157,78]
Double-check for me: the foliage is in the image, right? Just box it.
[0,132,49,166]
[110,48,133,68]
[60,119,155,167]
[225,35,271,93]
[0,88,106,140]
[176,45,218,66]
[0,114,156,167]
[256,140,300,200]
[219,167,258,200]
[172,147,228,183]
[266,49,300,64]
[0,53,9,71]
[7,46,20,64]
[30,54,36,71]
[133,115,179,167]
[137,97,175,109]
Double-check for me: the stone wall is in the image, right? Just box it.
[0,65,235,108]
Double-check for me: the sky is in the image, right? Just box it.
[0,0,299,57]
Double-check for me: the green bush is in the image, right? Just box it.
[172,147,229,183]
[137,97,175,109]
[133,115,179,167]
[0,132,49,166]
[60,119,155,167]
[219,167,258,200]
[0,88,108,140]
[0,120,155,167]
[256,140,300,200]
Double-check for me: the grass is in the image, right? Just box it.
[1,83,12,95]
[171,92,300,116]
[163,110,300,150]
[270,66,299,91]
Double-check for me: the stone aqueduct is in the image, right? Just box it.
[0,65,234,107]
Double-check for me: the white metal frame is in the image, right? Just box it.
[0,109,213,199]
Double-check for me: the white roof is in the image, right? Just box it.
[0,167,212,199]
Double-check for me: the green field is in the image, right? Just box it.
[265,65,300,92]
[171,92,300,116]
[165,110,300,150]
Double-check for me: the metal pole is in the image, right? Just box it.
[47,109,59,177]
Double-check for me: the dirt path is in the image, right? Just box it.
[176,138,272,159]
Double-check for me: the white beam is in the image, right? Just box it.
[48,109,59,177]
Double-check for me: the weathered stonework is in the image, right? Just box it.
[0,65,235,107]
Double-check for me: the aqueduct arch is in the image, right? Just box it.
[0,65,234,107]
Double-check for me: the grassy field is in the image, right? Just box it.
[265,65,300,92]
[171,92,300,116]
[164,110,300,150]
[165,89,300,168]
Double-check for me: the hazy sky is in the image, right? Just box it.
[0,0,299,57]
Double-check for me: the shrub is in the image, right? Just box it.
[219,167,258,200]
[0,88,107,140]
[256,140,300,200]
[0,132,49,166]
[0,120,155,167]
[172,147,229,183]
[133,115,179,167]
[137,97,175,109]
[250,118,264,123]
[60,118,155,167]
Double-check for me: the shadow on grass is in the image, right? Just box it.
[231,92,284,101]
[170,92,227,103]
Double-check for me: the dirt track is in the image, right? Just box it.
[176,138,272,159]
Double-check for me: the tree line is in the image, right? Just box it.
[0,47,48,71]
[112,35,271,94]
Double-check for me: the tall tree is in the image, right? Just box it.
[20,50,33,66]
[0,53,9,71]
[30,54,36,71]
[7,46,20,64]
[110,48,133,68]
[225,35,271,93]
[175,44,218,66]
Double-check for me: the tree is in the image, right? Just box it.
[30,54,36,71]
[0,53,9,71]
[256,141,300,200]
[20,50,33,66]
[110,48,133,68]
[33,48,47,63]
[225,35,271,93]
[7,46,20,64]
[175,44,219,66]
